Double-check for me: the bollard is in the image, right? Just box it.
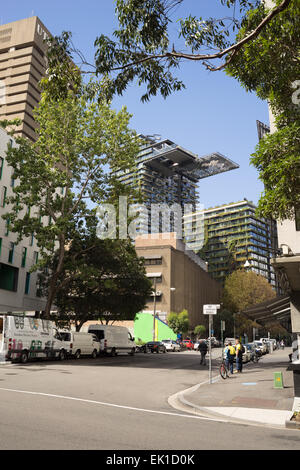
[274,371,284,389]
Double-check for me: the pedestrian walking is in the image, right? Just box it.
[280,339,285,350]
[235,338,244,373]
[224,341,235,374]
[198,340,208,366]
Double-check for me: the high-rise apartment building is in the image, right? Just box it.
[0,17,51,141]
[114,135,239,234]
[184,200,278,289]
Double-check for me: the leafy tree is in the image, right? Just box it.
[167,309,189,335]
[2,53,140,318]
[194,324,206,338]
[213,309,235,339]
[226,0,300,220]
[91,0,291,102]
[43,234,152,331]
[222,270,276,336]
[223,270,276,312]
[260,321,289,339]
[48,1,297,218]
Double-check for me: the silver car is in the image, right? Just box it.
[161,340,181,352]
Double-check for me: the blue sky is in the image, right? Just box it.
[1,0,270,209]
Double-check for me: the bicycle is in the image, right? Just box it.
[219,359,229,379]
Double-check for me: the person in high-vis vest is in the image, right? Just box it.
[224,342,235,374]
[235,338,243,373]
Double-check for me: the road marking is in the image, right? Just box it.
[0,387,224,423]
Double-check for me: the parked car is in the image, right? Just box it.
[207,337,220,348]
[182,339,194,350]
[59,330,100,359]
[224,337,236,346]
[87,324,136,356]
[176,340,186,350]
[248,342,263,357]
[245,343,260,362]
[161,340,181,352]
[254,341,267,355]
[144,341,167,353]
[260,338,277,351]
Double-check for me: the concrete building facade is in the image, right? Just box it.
[0,127,46,312]
[135,233,222,328]
[0,17,50,141]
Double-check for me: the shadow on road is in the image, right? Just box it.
[6,351,225,372]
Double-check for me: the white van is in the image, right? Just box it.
[0,315,68,363]
[87,325,136,357]
[59,330,100,359]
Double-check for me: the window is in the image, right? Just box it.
[0,158,3,180]
[0,263,19,292]
[34,251,38,264]
[8,242,14,263]
[29,233,34,247]
[25,272,30,295]
[295,208,300,232]
[21,247,27,268]
[1,186,7,207]
[5,218,10,236]
[144,258,162,266]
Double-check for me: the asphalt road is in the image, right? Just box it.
[0,350,299,450]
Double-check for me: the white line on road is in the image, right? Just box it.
[0,387,226,423]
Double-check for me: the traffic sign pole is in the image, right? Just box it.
[203,304,220,385]
[209,315,212,384]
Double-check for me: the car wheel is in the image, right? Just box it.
[20,350,28,364]
[128,348,135,356]
[58,350,66,361]
[91,349,97,359]
[74,350,81,360]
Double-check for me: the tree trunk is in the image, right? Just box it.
[44,235,66,319]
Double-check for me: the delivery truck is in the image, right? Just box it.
[0,315,69,363]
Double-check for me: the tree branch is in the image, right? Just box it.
[108,0,291,73]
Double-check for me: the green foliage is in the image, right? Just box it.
[213,309,235,338]
[251,123,300,220]
[226,0,300,219]
[167,309,189,335]
[2,49,140,316]
[194,324,206,338]
[92,0,284,102]
[41,234,153,331]
[222,269,276,313]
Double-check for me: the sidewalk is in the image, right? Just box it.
[178,348,295,428]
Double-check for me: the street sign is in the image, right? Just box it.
[203,304,220,315]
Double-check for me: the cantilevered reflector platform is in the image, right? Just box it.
[144,140,239,182]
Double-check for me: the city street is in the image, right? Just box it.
[0,349,299,450]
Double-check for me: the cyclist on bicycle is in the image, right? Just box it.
[224,341,235,374]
